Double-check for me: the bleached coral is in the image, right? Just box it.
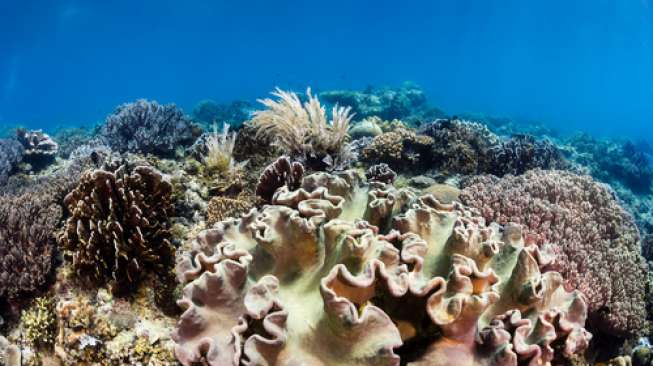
[251,88,354,170]
[172,169,591,365]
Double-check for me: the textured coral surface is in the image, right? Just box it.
[59,164,175,293]
[460,169,648,337]
[173,170,590,365]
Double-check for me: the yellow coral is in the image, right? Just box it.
[21,297,56,348]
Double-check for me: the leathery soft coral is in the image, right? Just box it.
[173,168,591,365]
[459,169,648,337]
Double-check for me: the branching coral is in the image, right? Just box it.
[460,169,648,337]
[99,99,197,156]
[420,119,500,175]
[172,168,591,365]
[21,297,56,348]
[0,187,61,302]
[0,138,23,186]
[206,196,256,227]
[484,134,568,176]
[251,88,354,170]
[58,163,176,294]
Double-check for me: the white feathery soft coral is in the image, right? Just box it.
[251,87,354,165]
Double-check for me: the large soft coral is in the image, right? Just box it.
[459,169,648,337]
[173,169,591,365]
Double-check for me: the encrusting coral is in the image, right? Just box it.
[251,88,354,170]
[172,168,591,365]
[58,162,176,295]
[460,169,648,337]
[16,128,59,169]
[203,122,247,176]
[420,118,500,175]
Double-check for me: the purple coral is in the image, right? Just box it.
[484,134,568,176]
[459,169,648,337]
[0,185,62,308]
[0,139,23,186]
[99,99,197,156]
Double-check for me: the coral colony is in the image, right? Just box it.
[0,85,652,366]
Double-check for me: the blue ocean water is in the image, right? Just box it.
[1,0,652,139]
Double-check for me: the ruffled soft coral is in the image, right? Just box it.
[173,169,591,366]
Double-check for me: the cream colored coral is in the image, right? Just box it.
[204,123,247,175]
[172,170,591,366]
[252,88,353,158]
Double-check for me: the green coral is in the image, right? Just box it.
[21,297,56,348]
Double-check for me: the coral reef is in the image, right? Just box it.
[255,156,305,203]
[252,88,354,170]
[16,128,59,169]
[47,287,177,365]
[192,99,253,129]
[361,127,433,170]
[484,134,568,176]
[206,195,256,227]
[0,185,61,304]
[172,169,590,365]
[419,118,499,175]
[58,163,176,294]
[349,116,384,139]
[460,169,648,337]
[0,138,23,186]
[21,297,56,348]
[320,83,447,126]
[365,162,397,184]
[99,99,198,156]
[53,126,93,158]
[566,134,653,194]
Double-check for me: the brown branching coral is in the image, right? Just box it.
[58,163,175,294]
[361,127,433,170]
[172,169,591,365]
[460,169,648,337]
[0,188,61,302]
[251,88,354,170]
